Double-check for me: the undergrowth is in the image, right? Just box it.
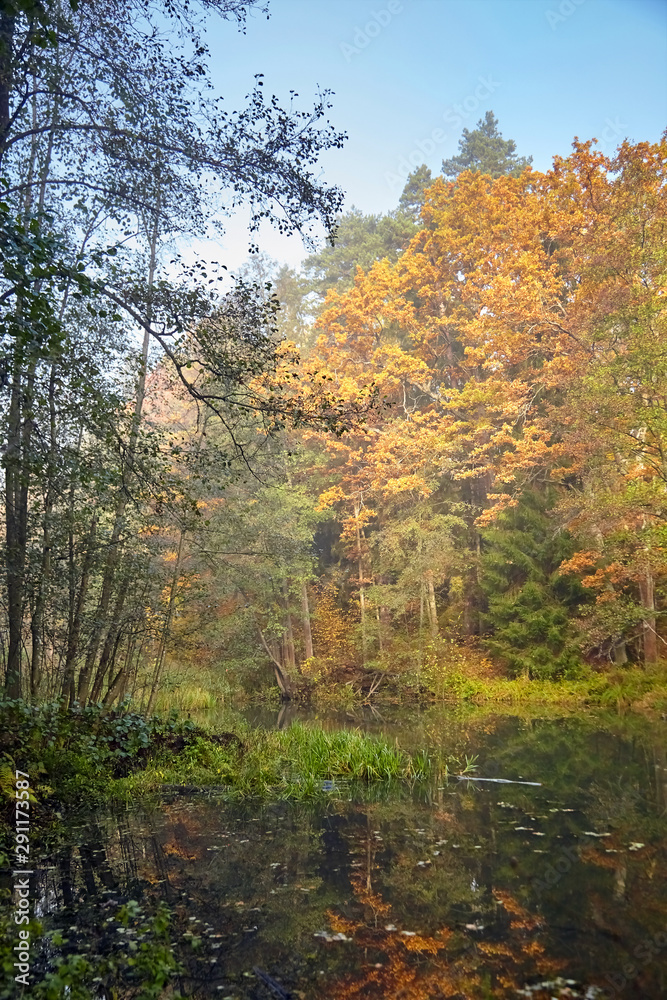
[0,901,180,1000]
[289,644,667,714]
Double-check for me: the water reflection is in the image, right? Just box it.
[15,713,667,997]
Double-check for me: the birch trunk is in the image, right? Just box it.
[639,563,657,664]
[301,582,314,660]
[424,570,439,639]
[354,501,367,665]
[146,530,184,715]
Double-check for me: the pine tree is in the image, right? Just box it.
[442,111,532,179]
[480,490,587,679]
[302,207,417,298]
[397,165,433,220]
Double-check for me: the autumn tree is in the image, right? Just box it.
[301,131,667,674]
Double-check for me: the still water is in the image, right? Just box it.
[27,709,667,998]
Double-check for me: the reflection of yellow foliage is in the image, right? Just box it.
[347,873,391,915]
[163,843,199,861]
[324,879,561,999]
[326,911,463,1000]
[580,847,625,869]
[479,942,516,958]
[493,889,542,931]
[432,811,456,824]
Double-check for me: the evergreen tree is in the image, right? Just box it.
[302,168,431,300]
[442,111,532,180]
[397,165,433,220]
[480,490,588,679]
[302,207,417,298]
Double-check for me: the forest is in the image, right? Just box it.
[1,3,666,1000]
[0,0,667,713]
[1,1,665,713]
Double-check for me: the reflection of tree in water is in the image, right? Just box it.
[29,812,173,992]
[316,801,555,999]
[323,875,561,999]
[21,717,667,998]
[43,812,144,919]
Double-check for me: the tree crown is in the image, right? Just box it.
[442,110,532,180]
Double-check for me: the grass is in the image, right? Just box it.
[140,666,231,714]
[117,721,472,802]
[153,684,218,713]
[272,659,667,717]
[1,701,470,853]
[341,641,667,714]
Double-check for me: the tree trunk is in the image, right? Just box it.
[126,638,140,704]
[4,361,36,699]
[5,370,23,698]
[88,579,129,705]
[102,666,125,709]
[61,515,97,699]
[0,12,15,166]
[258,628,293,700]
[82,226,159,701]
[354,501,367,665]
[419,581,425,670]
[29,363,59,699]
[100,629,130,709]
[613,640,628,666]
[146,530,184,715]
[376,604,383,653]
[639,563,657,664]
[424,570,439,639]
[301,582,314,660]
[282,579,296,670]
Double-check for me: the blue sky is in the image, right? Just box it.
[203,0,667,272]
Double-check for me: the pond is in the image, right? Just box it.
[13,709,667,998]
